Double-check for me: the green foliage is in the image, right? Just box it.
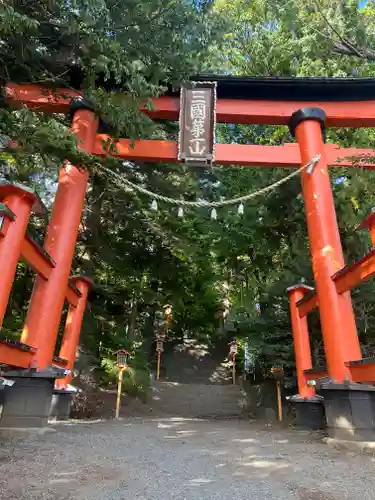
[98,355,150,400]
[0,0,223,171]
[0,0,225,392]
[3,0,375,392]
[209,0,375,376]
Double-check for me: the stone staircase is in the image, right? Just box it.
[149,380,247,419]
[147,338,248,419]
[162,337,233,384]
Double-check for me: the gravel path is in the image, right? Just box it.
[0,418,374,500]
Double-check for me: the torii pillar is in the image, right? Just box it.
[56,276,94,389]
[287,284,315,399]
[290,108,362,383]
[287,284,326,429]
[0,183,45,329]
[50,277,93,421]
[22,100,98,369]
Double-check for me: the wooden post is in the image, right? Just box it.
[271,366,284,422]
[276,380,283,422]
[156,339,163,380]
[156,351,161,381]
[229,340,238,385]
[115,368,124,419]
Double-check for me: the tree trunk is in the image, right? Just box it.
[127,298,138,341]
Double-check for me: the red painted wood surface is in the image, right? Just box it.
[296,118,361,382]
[333,250,375,295]
[56,277,93,389]
[304,363,375,384]
[357,212,375,247]
[303,369,328,382]
[298,252,375,317]
[94,136,374,168]
[21,234,55,280]
[297,293,318,318]
[0,193,34,328]
[22,110,98,368]
[347,361,375,383]
[0,343,34,368]
[287,286,315,398]
[7,83,375,127]
[19,235,80,306]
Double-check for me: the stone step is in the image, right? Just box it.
[148,381,248,418]
[160,339,233,385]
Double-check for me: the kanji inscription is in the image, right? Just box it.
[178,81,216,166]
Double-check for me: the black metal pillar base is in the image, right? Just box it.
[290,395,326,429]
[49,389,74,421]
[321,382,375,441]
[0,370,55,428]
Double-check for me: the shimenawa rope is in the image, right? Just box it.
[95,154,321,215]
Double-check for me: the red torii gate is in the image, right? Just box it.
[2,77,375,432]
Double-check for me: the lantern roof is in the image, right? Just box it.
[115,349,130,355]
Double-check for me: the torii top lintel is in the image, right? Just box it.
[6,75,375,128]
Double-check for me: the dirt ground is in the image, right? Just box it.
[0,418,374,500]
